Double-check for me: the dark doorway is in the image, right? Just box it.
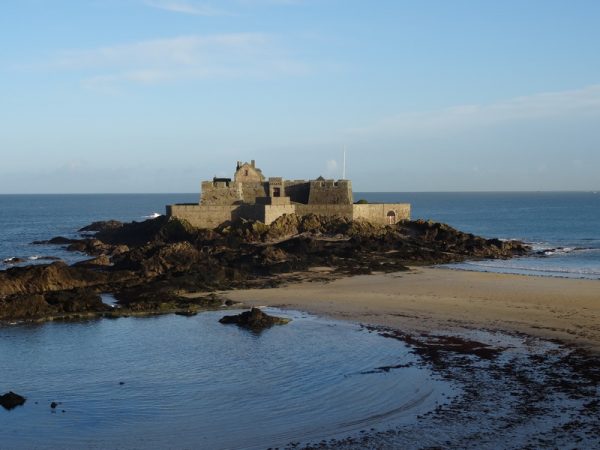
[273,187,281,197]
[387,210,396,224]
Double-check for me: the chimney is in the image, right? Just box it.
[236,161,242,170]
[251,159,256,168]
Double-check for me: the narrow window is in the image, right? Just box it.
[273,187,281,197]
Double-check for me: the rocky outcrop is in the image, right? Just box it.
[0,262,112,297]
[74,254,112,268]
[0,289,110,321]
[219,308,290,330]
[264,214,300,241]
[0,392,26,410]
[0,214,531,323]
[111,241,201,277]
[32,236,78,245]
[79,220,123,232]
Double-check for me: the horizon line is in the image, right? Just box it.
[0,190,598,195]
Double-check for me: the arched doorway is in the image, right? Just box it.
[387,210,396,225]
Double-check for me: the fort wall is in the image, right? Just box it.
[353,203,411,225]
[263,205,296,224]
[239,182,268,204]
[283,180,310,204]
[166,204,236,229]
[167,160,411,229]
[295,204,354,218]
[307,180,353,205]
[200,181,242,206]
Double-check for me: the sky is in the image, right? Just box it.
[1,0,599,193]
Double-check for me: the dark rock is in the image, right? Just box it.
[79,220,123,233]
[3,257,26,264]
[67,238,113,256]
[0,288,110,321]
[0,294,52,320]
[219,308,291,330]
[44,288,109,314]
[0,261,112,297]
[74,254,112,267]
[113,241,201,277]
[32,236,78,245]
[264,214,300,241]
[175,310,198,317]
[95,216,201,247]
[0,392,26,410]
[50,401,58,409]
[35,256,62,261]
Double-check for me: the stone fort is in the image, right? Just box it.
[166,160,410,229]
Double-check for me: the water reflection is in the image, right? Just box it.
[1,309,452,449]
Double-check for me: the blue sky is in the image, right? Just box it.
[1,0,599,193]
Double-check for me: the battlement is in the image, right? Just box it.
[168,160,409,228]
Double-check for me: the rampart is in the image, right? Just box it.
[307,180,353,205]
[166,160,411,229]
[283,180,310,204]
[353,203,411,225]
[200,180,242,205]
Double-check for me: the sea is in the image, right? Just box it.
[0,192,598,448]
[1,192,599,279]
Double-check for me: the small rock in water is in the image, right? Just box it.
[174,310,197,317]
[119,382,125,385]
[50,401,59,409]
[0,392,26,410]
[219,308,290,330]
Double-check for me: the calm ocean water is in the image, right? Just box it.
[1,192,599,279]
[0,309,451,449]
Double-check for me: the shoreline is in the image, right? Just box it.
[222,266,600,353]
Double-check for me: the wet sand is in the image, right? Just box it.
[224,267,600,352]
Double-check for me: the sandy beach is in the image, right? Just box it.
[224,267,600,352]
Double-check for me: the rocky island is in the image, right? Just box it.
[0,213,530,323]
[0,160,531,323]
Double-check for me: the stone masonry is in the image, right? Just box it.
[166,160,410,228]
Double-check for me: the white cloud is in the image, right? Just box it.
[143,0,226,16]
[352,84,600,137]
[39,33,308,88]
[325,159,338,177]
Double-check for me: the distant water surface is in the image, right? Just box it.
[0,192,598,279]
[358,192,600,280]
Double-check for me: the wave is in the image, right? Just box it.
[3,257,23,264]
[536,247,592,256]
[142,212,162,219]
[455,260,600,277]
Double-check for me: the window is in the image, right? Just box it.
[273,187,281,197]
[244,169,249,176]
